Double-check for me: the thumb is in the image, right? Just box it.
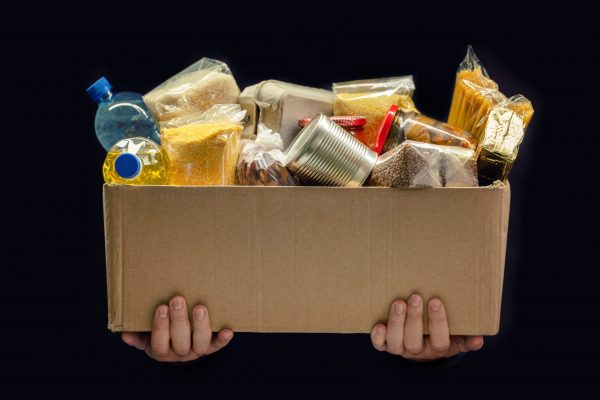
[122,332,149,351]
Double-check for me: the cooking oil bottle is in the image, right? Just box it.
[103,137,169,185]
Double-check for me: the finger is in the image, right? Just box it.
[385,300,406,355]
[150,305,171,357]
[169,296,192,356]
[403,340,458,361]
[466,336,484,351]
[428,298,451,353]
[207,329,234,355]
[370,323,387,351]
[192,305,212,356]
[121,332,149,351]
[404,294,424,354]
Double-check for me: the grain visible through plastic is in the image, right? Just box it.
[334,93,417,149]
[161,122,242,185]
[144,58,240,123]
[366,140,477,188]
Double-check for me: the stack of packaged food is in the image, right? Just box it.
[88,47,533,189]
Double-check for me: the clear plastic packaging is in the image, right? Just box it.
[366,140,477,188]
[160,104,245,185]
[447,46,505,140]
[380,106,478,154]
[332,76,418,150]
[237,124,300,186]
[498,94,534,131]
[447,47,535,141]
[143,58,240,124]
[103,137,169,185]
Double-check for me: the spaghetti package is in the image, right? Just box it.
[448,46,534,140]
[447,46,505,139]
[332,76,418,150]
[160,104,245,185]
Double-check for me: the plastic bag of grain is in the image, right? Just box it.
[160,104,246,185]
[366,140,477,188]
[332,76,418,150]
[144,58,240,124]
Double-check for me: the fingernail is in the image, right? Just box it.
[430,300,441,312]
[409,295,421,307]
[194,308,205,321]
[394,302,405,315]
[158,306,168,318]
[171,298,183,310]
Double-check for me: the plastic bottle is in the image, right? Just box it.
[103,137,169,185]
[87,77,160,151]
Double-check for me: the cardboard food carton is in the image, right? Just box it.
[103,183,510,335]
[239,80,334,147]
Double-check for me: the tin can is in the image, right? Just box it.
[284,114,378,187]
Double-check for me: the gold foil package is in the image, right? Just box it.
[477,107,526,185]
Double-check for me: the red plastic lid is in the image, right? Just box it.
[373,104,398,155]
[299,115,367,128]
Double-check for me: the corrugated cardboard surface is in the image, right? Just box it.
[104,184,510,335]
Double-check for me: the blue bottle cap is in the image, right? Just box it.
[86,77,113,102]
[114,153,142,179]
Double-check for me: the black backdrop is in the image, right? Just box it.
[3,8,599,386]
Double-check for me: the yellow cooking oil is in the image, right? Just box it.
[103,137,169,185]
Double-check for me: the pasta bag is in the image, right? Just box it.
[448,46,506,140]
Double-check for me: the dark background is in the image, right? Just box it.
[2,6,599,386]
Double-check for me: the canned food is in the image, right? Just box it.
[284,114,378,187]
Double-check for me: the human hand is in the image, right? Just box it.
[370,294,484,362]
[121,295,234,363]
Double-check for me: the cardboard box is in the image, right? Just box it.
[238,80,333,146]
[103,183,510,335]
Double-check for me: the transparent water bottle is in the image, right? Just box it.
[87,77,160,151]
[103,137,169,185]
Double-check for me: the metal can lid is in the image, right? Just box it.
[299,115,367,128]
